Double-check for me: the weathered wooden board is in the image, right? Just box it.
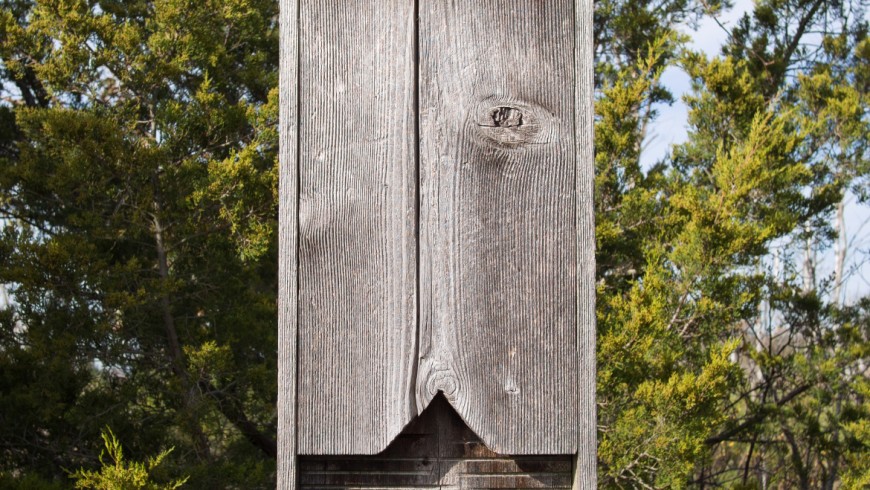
[573,0,597,487]
[296,0,418,454]
[277,0,298,486]
[417,0,579,455]
[282,0,597,486]
[299,396,575,489]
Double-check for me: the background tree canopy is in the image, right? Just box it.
[0,0,868,488]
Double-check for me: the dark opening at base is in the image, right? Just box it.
[298,394,574,489]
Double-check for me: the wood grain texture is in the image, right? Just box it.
[277,0,298,487]
[296,0,418,455]
[417,0,579,455]
[573,0,598,487]
[299,396,574,489]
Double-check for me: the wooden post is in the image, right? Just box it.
[276,0,298,487]
[574,0,597,487]
[279,1,595,488]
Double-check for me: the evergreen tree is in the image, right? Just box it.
[593,0,869,487]
[1,0,280,486]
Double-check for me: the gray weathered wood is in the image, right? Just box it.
[277,0,298,487]
[574,0,598,488]
[282,0,597,485]
[295,0,418,455]
[417,0,580,455]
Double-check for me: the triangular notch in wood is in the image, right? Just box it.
[299,395,574,489]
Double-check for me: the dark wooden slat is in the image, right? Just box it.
[296,0,418,455]
[461,459,573,474]
[300,458,437,473]
[458,475,572,489]
[277,0,298,487]
[302,484,446,490]
[417,0,579,454]
[301,473,438,487]
[466,486,571,490]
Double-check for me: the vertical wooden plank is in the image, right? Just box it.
[277,0,298,486]
[574,0,597,487]
[417,0,579,455]
[296,0,418,454]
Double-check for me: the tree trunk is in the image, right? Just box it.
[151,179,212,461]
[832,199,846,306]
[802,226,816,293]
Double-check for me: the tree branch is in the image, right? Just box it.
[705,383,812,445]
[199,380,277,459]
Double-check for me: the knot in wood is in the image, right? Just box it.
[469,96,556,150]
[491,106,523,128]
[426,366,459,397]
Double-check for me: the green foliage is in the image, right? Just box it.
[0,0,279,486]
[71,428,187,490]
[0,472,66,490]
[593,0,869,487]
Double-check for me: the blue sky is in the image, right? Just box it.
[643,0,870,303]
[642,0,753,168]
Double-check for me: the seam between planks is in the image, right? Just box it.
[293,0,301,469]
[418,0,430,428]
[278,0,300,487]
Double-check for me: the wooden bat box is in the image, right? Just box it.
[278,1,595,488]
